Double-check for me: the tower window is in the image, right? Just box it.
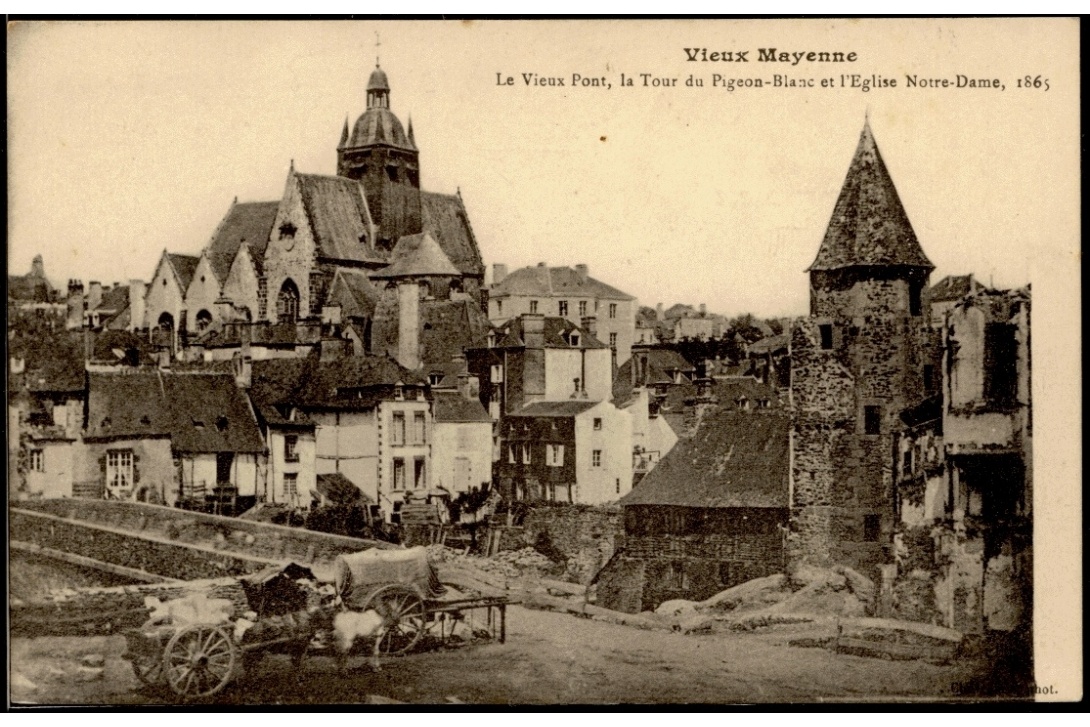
[819,324,833,350]
[863,515,881,542]
[909,284,923,316]
[386,166,398,182]
[863,405,881,435]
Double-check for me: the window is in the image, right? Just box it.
[414,458,426,489]
[578,301,587,317]
[279,222,297,240]
[491,364,504,383]
[592,449,602,467]
[393,458,406,490]
[413,412,426,444]
[283,473,298,498]
[391,412,406,446]
[216,452,234,484]
[863,405,881,435]
[984,323,1018,406]
[529,300,538,314]
[819,324,833,350]
[284,435,299,463]
[496,300,503,316]
[29,449,44,472]
[508,445,516,464]
[863,515,881,542]
[257,277,268,319]
[428,373,443,386]
[522,444,531,464]
[547,444,565,467]
[558,301,568,317]
[609,303,617,319]
[394,384,404,400]
[909,284,923,317]
[609,333,618,348]
[196,309,213,332]
[902,447,914,474]
[277,279,300,323]
[924,364,935,392]
[106,449,134,491]
[593,417,602,430]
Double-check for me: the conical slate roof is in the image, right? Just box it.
[373,232,460,278]
[809,122,933,272]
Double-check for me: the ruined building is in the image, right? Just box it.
[790,121,941,573]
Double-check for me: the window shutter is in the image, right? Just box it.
[132,452,141,486]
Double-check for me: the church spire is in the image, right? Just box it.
[808,119,933,272]
[339,116,349,147]
[407,115,416,146]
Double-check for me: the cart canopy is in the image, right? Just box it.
[334,547,445,608]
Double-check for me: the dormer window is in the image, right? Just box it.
[215,416,229,432]
[428,373,442,386]
[570,333,580,347]
[487,333,496,348]
[359,232,368,245]
[279,222,297,239]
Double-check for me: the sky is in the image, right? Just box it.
[7,19,1080,318]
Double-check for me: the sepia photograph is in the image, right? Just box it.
[6,18,1081,706]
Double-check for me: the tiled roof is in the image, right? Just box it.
[490,265,635,301]
[294,173,378,263]
[613,349,696,401]
[928,274,987,303]
[93,285,130,314]
[291,354,425,410]
[809,122,934,272]
[205,201,279,283]
[620,412,790,509]
[420,299,493,367]
[249,357,313,425]
[373,232,461,278]
[316,472,372,504]
[421,191,485,277]
[433,390,491,423]
[84,371,264,453]
[485,315,608,350]
[327,268,381,319]
[167,253,201,290]
[508,400,601,418]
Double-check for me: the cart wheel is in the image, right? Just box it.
[131,654,163,687]
[162,624,237,700]
[367,584,426,656]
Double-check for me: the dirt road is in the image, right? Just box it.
[11,604,996,705]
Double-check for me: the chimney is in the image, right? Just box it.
[452,353,468,374]
[31,255,45,279]
[699,303,707,317]
[575,264,588,284]
[580,315,597,339]
[66,280,85,330]
[129,280,146,331]
[234,326,252,388]
[537,261,547,268]
[656,302,664,321]
[492,264,508,286]
[397,280,421,370]
[87,281,103,312]
[522,313,545,349]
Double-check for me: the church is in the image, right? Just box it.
[144,62,488,369]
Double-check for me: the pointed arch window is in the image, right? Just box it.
[277,279,300,323]
[196,309,213,332]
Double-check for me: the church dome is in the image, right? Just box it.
[348,107,415,150]
[367,66,390,92]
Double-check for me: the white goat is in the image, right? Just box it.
[332,609,386,671]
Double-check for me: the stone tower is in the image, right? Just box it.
[336,64,422,251]
[790,121,935,574]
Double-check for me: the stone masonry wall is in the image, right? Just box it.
[500,504,622,584]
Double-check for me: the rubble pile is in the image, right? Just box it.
[427,545,560,582]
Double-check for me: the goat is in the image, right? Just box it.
[331,609,387,671]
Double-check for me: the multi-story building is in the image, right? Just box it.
[488,263,637,364]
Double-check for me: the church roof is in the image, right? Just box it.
[294,173,379,264]
[373,232,460,278]
[809,122,934,272]
[347,107,415,151]
[421,192,485,277]
[491,265,635,301]
[367,65,390,92]
[205,200,279,283]
[419,299,493,366]
[327,268,381,319]
[166,253,201,290]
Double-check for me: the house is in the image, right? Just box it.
[466,313,613,421]
[744,331,790,390]
[894,286,1032,634]
[430,359,492,495]
[927,273,991,329]
[250,350,431,520]
[9,255,60,308]
[634,307,659,345]
[488,263,637,364]
[598,411,791,614]
[496,399,632,505]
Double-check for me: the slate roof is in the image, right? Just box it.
[613,349,696,401]
[508,400,601,418]
[348,107,415,151]
[420,299,493,367]
[421,192,485,277]
[84,371,264,452]
[166,253,201,291]
[294,173,378,263]
[205,201,279,283]
[490,265,635,301]
[373,232,460,278]
[93,285,130,314]
[747,332,790,356]
[316,472,371,504]
[928,274,988,303]
[809,122,934,272]
[712,377,783,409]
[327,268,381,319]
[433,390,491,423]
[254,354,425,411]
[485,315,608,350]
[620,412,790,509]
[248,357,313,425]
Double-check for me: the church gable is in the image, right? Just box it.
[184,254,222,333]
[220,244,261,322]
[145,251,188,332]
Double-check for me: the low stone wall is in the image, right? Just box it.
[499,504,622,584]
[15,498,391,568]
